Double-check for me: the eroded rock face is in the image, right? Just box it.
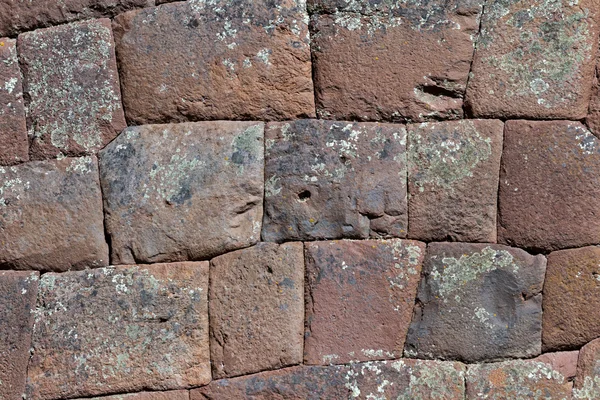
[407,119,503,242]
[304,239,425,365]
[498,120,600,252]
[534,351,579,381]
[113,0,314,124]
[404,242,546,362]
[210,242,304,379]
[99,121,264,265]
[0,157,108,272]
[79,390,189,400]
[574,338,600,399]
[27,263,210,400]
[18,19,126,160]
[263,120,407,242]
[466,0,599,119]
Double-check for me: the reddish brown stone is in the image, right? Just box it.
[587,64,600,136]
[574,338,600,398]
[310,1,483,122]
[304,239,425,365]
[405,242,546,362]
[407,119,503,242]
[80,390,189,400]
[263,120,407,242]
[18,19,126,160]
[466,0,599,119]
[0,39,28,165]
[209,242,304,378]
[534,351,579,381]
[498,121,600,252]
[99,121,264,265]
[0,271,38,400]
[27,263,210,400]
[113,0,314,124]
[0,157,108,271]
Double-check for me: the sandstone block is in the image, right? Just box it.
[535,351,580,381]
[574,338,600,399]
[99,121,264,264]
[80,390,189,400]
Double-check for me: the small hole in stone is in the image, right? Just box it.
[298,190,311,201]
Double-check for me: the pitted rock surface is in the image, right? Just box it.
[407,119,503,242]
[113,0,314,124]
[0,157,108,272]
[304,239,425,365]
[79,390,189,400]
[534,351,580,381]
[263,120,407,242]
[574,338,600,399]
[99,121,264,265]
[404,242,546,362]
[26,263,210,400]
[210,242,304,379]
[18,19,126,160]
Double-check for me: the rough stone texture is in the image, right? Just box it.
[0,271,39,400]
[534,351,579,381]
[466,359,573,399]
[18,18,126,160]
[404,242,546,362]
[27,263,210,400]
[113,0,314,124]
[210,242,304,379]
[499,120,600,252]
[310,0,483,122]
[574,338,600,399]
[0,157,108,271]
[304,239,425,365]
[263,120,407,242]
[99,121,264,265]
[587,63,600,136]
[407,119,503,242]
[466,0,599,119]
[79,391,189,400]
[0,38,28,165]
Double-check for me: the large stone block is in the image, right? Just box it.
[99,121,264,264]
[27,263,210,400]
[574,338,600,399]
[113,0,314,124]
[263,120,407,242]
[404,242,546,362]
[0,157,108,271]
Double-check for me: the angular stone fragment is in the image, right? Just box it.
[27,263,210,400]
[210,243,304,378]
[407,119,503,242]
[18,19,126,160]
[0,157,108,271]
[310,1,483,122]
[405,242,546,362]
[499,121,600,252]
[0,39,28,165]
[0,271,38,400]
[113,0,314,124]
[79,390,189,400]
[466,0,599,119]
[99,121,263,264]
[263,120,407,242]
[534,351,579,381]
[304,239,425,365]
[574,338,600,399]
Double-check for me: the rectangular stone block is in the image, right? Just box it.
[0,157,108,271]
[574,338,600,399]
[18,19,126,160]
[304,239,425,365]
[209,242,304,378]
[78,390,189,400]
[99,121,264,264]
[407,119,503,242]
[113,0,314,124]
[27,263,210,400]
[263,120,407,242]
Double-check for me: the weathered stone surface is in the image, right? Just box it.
[534,351,579,381]
[407,119,503,242]
[466,359,572,399]
[499,120,600,252]
[466,0,599,119]
[0,157,108,271]
[210,242,304,378]
[574,338,600,399]
[0,39,28,165]
[113,0,314,124]
[99,121,263,265]
[79,390,189,400]
[18,19,126,160]
[27,263,210,400]
[304,239,425,365]
[405,242,546,362]
[0,271,38,400]
[263,120,407,242]
[310,1,483,122]
[587,64,600,136]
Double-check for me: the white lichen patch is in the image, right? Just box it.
[322,353,340,364]
[143,153,204,203]
[265,174,282,197]
[473,307,496,330]
[65,156,93,174]
[256,48,272,66]
[572,124,599,155]
[574,361,600,399]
